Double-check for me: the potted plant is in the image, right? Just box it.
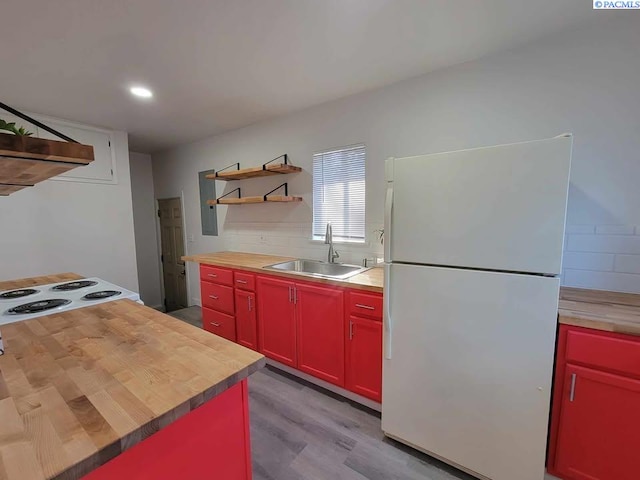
[0,119,33,136]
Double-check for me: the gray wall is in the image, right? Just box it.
[129,152,163,308]
[153,15,640,302]
[0,125,139,291]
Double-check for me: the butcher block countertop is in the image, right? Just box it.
[0,274,264,480]
[182,251,384,293]
[558,287,640,336]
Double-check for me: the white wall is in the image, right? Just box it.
[0,122,139,291]
[129,152,163,307]
[153,15,640,300]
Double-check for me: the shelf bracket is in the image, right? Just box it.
[263,182,288,200]
[0,102,79,143]
[262,154,288,170]
[215,163,240,177]
[215,187,241,204]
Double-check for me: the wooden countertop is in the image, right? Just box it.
[559,287,640,336]
[182,251,384,293]
[0,274,264,480]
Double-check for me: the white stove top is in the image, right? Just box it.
[0,277,141,325]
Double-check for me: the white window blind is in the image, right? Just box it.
[312,144,366,243]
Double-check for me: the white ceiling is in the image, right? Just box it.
[0,1,606,152]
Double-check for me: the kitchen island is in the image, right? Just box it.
[0,274,264,480]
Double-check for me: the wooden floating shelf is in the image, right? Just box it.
[0,133,94,196]
[208,195,303,205]
[206,163,302,181]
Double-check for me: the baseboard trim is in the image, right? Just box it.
[265,358,382,413]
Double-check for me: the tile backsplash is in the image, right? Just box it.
[219,222,640,294]
[563,225,640,293]
[220,222,385,266]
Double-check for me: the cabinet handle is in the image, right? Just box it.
[236,279,247,284]
[248,296,252,311]
[355,304,375,310]
[569,373,577,402]
[294,287,297,305]
[288,286,293,303]
[349,320,354,340]
[210,322,221,327]
[208,273,217,278]
[209,295,218,300]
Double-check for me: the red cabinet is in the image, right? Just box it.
[296,282,345,386]
[202,307,236,342]
[201,282,234,314]
[548,325,640,480]
[346,315,382,402]
[235,289,257,350]
[200,265,236,342]
[83,380,252,480]
[256,276,297,367]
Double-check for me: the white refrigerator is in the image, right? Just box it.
[381,135,572,480]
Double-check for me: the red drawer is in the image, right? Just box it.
[201,282,234,314]
[234,271,255,291]
[202,307,236,342]
[348,291,383,320]
[566,329,640,378]
[200,265,233,286]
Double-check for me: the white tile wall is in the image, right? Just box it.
[219,222,385,267]
[563,225,640,293]
[218,222,640,294]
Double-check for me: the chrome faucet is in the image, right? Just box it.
[324,223,340,263]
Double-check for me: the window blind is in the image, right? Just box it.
[312,144,366,243]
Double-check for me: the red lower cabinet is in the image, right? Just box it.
[549,325,640,480]
[83,380,252,480]
[554,365,640,480]
[202,306,236,342]
[346,315,382,402]
[296,282,345,386]
[235,289,257,350]
[256,276,297,367]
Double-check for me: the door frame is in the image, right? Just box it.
[155,193,190,311]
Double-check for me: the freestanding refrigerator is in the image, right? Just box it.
[381,135,572,480]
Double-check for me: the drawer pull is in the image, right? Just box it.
[208,273,217,278]
[236,279,247,284]
[209,295,219,300]
[569,373,577,402]
[355,304,375,310]
[210,322,221,327]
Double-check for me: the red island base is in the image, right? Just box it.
[83,380,252,480]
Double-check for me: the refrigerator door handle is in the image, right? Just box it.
[384,184,393,262]
[384,263,393,359]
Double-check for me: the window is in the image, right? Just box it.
[312,144,366,243]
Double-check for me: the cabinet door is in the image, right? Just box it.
[257,276,296,367]
[235,289,257,350]
[555,364,640,480]
[37,120,115,183]
[296,283,345,386]
[346,316,382,402]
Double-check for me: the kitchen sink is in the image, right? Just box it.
[264,259,370,280]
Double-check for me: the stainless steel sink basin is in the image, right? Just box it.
[264,259,370,280]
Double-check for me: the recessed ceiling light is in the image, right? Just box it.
[130,86,153,98]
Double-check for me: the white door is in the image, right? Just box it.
[386,136,571,275]
[382,263,559,480]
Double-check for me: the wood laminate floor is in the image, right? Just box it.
[169,307,472,480]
